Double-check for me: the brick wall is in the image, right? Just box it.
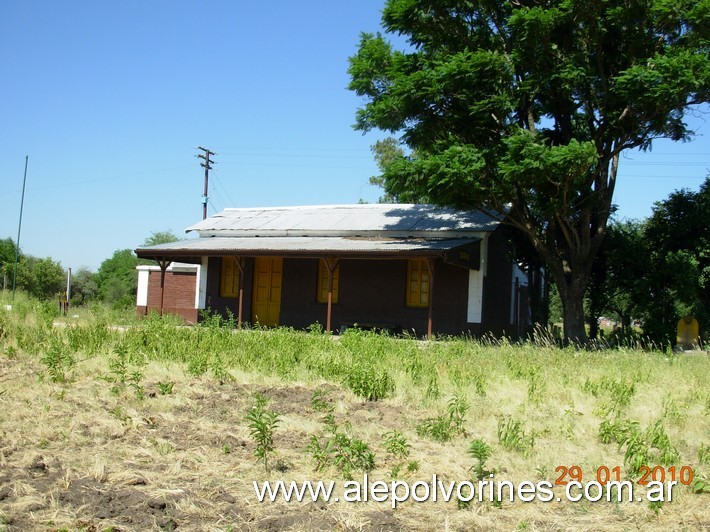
[137,270,198,323]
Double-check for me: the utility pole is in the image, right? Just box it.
[197,147,216,220]
[12,156,29,300]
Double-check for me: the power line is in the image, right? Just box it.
[0,165,194,196]
[617,178,705,180]
[213,173,237,206]
[621,162,709,166]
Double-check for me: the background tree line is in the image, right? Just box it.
[582,176,709,346]
[0,230,177,309]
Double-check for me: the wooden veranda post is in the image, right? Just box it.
[426,258,435,339]
[157,259,171,317]
[235,257,245,329]
[322,257,339,333]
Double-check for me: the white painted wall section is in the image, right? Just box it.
[198,256,208,309]
[136,269,149,306]
[467,235,488,323]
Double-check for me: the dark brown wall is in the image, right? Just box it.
[198,226,524,337]
[481,228,514,336]
[205,257,255,320]
[206,256,476,336]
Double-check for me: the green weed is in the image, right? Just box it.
[416,394,469,442]
[108,343,144,399]
[307,432,375,480]
[497,416,535,457]
[244,393,281,472]
[468,438,493,481]
[40,337,74,383]
[382,430,410,459]
[310,388,333,413]
[157,381,175,395]
[343,363,394,401]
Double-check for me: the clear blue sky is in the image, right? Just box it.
[1,1,708,271]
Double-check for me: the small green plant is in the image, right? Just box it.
[382,430,410,459]
[210,352,231,382]
[40,338,74,383]
[497,416,535,457]
[330,434,374,479]
[598,417,640,445]
[157,381,175,395]
[417,414,457,442]
[306,434,332,472]
[620,430,652,476]
[307,431,376,480]
[562,405,583,438]
[311,388,333,413]
[468,438,493,481]
[343,363,395,401]
[648,499,663,515]
[307,411,376,479]
[661,395,687,426]
[322,412,339,435]
[425,373,440,400]
[417,394,469,442]
[447,394,468,434]
[108,343,144,399]
[692,479,709,494]
[472,369,486,397]
[406,460,420,474]
[645,420,680,465]
[244,393,281,472]
[109,405,131,424]
[535,465,549,479]
[187,353,209,376]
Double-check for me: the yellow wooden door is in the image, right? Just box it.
[252,257,282,326]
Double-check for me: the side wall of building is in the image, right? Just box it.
[136,270,199,323]
[480,227,515,337]
[202,255,516,337]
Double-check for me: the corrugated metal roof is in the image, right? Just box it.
[136,236,480,258]
[186,204,500,237]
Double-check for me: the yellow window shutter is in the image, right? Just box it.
[406,259,429,308]
[220,257,240,298]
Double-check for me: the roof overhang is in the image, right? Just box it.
[135,236,482,269]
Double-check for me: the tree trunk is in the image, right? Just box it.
[561,287,588,344]
[589,300,599,340]
[549,265,590,345]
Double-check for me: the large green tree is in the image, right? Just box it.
[586,219,648,338]
[95,249,139,309]
[70,267,98,306]
[641,176,710,343]
[349,0,708,342]
[0,238,18,289]
[16,255,65,300]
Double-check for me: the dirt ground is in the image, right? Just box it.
[0,352,707,531]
